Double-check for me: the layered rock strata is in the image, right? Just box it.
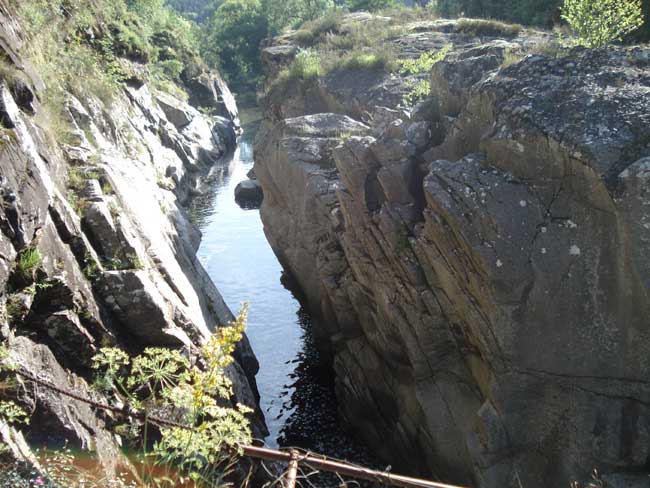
[0,0,265,475]
[255,15,650,488]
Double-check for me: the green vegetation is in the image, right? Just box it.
[431,0,648,39]
[529,37,568,58]
[7,0,646,132]
[270,19,404,94]
[200,0,269,88]
[433,0,563,26]
[501,48,526,67]
[317,16,405,51]
[399,44,452,75]
[347,0,398,12]
[91,307,252,487]
[14,0,203,111]
[270,11,412,91]
[105,253,145,271]
[0,309,252,487]
[561,0,644,47]
[403,79,430,106]
[82,253,101,282]
[166,0,221,23]
[196,0,334,89]
[0,127,17,148]
[0,400,28,427]
[17,248,42,279]
[287,49,322,80]
[4,294,26,326]
[400,45,451,106]
[0,344,28,443]
[291,11,344,46]
[270,48,322,94]
[455,17,523,36]
[67,167,104,216]
[338,48,399,72]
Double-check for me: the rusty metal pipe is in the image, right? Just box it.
[240,444,469,488]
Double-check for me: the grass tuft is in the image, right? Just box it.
[500,49,525,68]
[455,18,523,37]
[305,11,343,36]
[276,48,322,86]
[17,248,42,278]
[335,48,398,72]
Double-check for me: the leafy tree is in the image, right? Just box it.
[561,0,643,47]
[202,0,269,87]
[196,0,336,88]
[433,0,561,26]
[347,0,398,12]
[166,0,223,23]
[298,0,336,22]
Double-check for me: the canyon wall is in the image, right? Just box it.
[0,0,265,474]
[254,15,650,488]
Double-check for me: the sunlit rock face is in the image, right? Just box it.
[0,1,265,475]
[255,14,650,488]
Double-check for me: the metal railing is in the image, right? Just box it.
[13,369,468,488]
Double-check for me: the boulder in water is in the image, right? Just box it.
[234,179,264,208]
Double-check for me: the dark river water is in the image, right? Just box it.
[188,109,380,484]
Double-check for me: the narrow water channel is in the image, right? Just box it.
[188,109,380,481]
[190,109,300,445]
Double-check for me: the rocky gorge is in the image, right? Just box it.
[0,0,266,478]
[254,13,650,488]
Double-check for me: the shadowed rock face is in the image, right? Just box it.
[0,0,266,475]
[254,14,650,488]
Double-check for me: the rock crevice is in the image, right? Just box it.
[0,3,266,475]
[255,15,650,488]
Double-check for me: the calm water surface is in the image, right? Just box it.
[190,109,380,478]
[192,110,301,445]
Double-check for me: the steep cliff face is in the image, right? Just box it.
[254,15,650,488]
[0,1,265,474]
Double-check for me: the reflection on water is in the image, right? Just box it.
[189,109,302,444]
[190,108,380,484]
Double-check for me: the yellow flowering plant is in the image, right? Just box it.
[91,305,253,487]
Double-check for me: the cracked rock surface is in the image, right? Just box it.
[254,14,650,488]
[0,0,266,475]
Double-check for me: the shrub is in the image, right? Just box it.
[561,0,644,48]
[91,306,253,486]
[403,79,430,106]
[433,0,562,27]
[287,49,322,80]
[112,19,152,62]
[336,47,398,72]
[399,44,452,75]
[15,0,204,108]
[292,29,316,45]
[156,59,185,80]
[17,248,42,278]
[455,18,523,37]
[301,10,343,38]
[322,16,403,51]
[399,44,451,107]
[377,5,438,24]
[347,0,398,12]
[530,37,568,58]
[500,48,525,67]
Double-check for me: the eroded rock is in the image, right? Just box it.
[0,5,267,475]
[255,14,650,488]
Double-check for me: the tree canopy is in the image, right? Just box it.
[165,0,650,93]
